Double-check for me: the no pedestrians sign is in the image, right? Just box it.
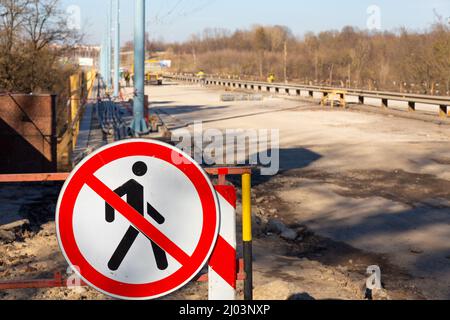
[56,139,220,300]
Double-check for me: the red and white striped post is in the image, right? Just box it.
[208,185,237,300]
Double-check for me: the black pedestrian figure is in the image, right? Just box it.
[106,161,168,271]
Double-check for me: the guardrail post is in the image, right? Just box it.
[358,96,364,104]
[340,93,346,108]
[309,90,314,98]
[242,173,253,301]
[321,91,329,107]
[408,101,416,112]
[382,98,388,109]
[440,105,448,118]
[296,89,301,96]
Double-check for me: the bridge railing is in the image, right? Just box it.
[168,74,450,118]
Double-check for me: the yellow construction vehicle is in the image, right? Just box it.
[321,89,347,108]
[197,70,206,79]
[267,73,275,83]
[145,59,163,85]
[197,70,206,85]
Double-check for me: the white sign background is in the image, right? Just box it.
[72,156,204,284]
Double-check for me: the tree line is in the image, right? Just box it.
[162,22,450,95]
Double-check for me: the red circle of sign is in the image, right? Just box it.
[56,140,219,299]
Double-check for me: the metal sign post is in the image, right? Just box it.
[242,173,253,300]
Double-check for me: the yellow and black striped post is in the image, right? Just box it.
[242,173,253,300]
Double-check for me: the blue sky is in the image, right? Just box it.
[62,0,450,45]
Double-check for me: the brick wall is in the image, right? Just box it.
[0,94,57,174]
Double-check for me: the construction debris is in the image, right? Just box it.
[266,219,288,235]
[280,229,299,241]
[0,219,30,233]
[0,230,15,243]
[220,93,264,102]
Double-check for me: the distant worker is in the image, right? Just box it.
[124,71,131,88]
[197,70,206,86]
[267,73,275,83]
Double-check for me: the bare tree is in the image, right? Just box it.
[253,26,269,78]
[0,0,80,92]
[0,0,30,90]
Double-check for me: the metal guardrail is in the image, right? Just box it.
[169,75,450,118]
[96,99,128,140]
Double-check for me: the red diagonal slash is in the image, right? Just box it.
[85,174,191,266]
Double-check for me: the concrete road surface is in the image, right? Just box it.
[148,82,450,299]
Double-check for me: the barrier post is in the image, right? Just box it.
[208,185,237,300]
[242,173,253,300]
[69,73,81,149]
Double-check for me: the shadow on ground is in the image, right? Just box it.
[247,148,450,299]
[153,103,230,116]
[0,182,62,230]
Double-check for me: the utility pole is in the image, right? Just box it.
[107,1,113,90]
[100,40,104,79]
[101,37,107,84]
[284,41,288,84]
[114,0,120,98]
[130,0,148,134]
[192,47,197,71]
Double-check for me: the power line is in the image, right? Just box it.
[148,0,217,28]
[148,0,184,26]
[176,0,218,18]
[146,0,218,41]
[159,0,184,20]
